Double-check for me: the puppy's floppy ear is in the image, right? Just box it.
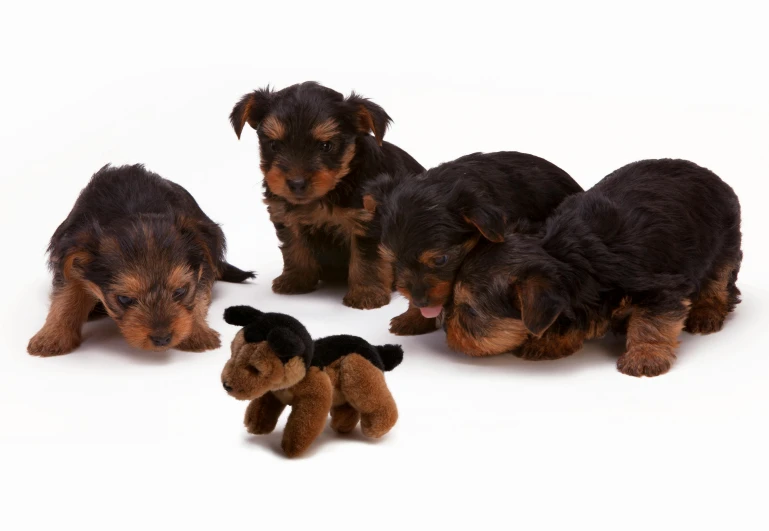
[230,87,272,139]
[461,202,507,243]
[266,328,306,362]
[224,306,263,327]
[347,92,391,146]
[176,215,222,274]
[515,275,567,337]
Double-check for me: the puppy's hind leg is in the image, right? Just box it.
[28,280,97,356]
[339,354,398,438]
[618,301,689,377]
[685,263,739,335]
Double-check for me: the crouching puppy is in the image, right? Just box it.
[221,305,402,457]
[364,151,582,335]
[446,159,742,377]
[28,164,254,356]
[230,81,424,309]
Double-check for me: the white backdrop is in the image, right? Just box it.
[1,1,768,530]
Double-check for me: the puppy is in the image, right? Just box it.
[364,151,582,335]
[28,164,254,356]
[221,306,402,457]
[230,81,424,309]
[446,159,742,377]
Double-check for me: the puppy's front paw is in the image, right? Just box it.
[176,327,221,352]
[617,346,673,377]
[272,273,318,295]
[389,311,437,336]
[27,329,80,357]
[343,288,390,310]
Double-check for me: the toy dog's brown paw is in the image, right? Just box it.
[27,329,80,357]
[330,404,360,434]
[684,306,726,335]
[176,327,221,352]
[343,288,390,310]
[389,311,438,336]
[360,407,398,438]
[617,346,674,377]
[281,435,313,458]
[244,395,285,435]
[272,273,318,295]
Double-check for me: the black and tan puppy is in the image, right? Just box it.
[364,151,582,335]
[230,81,424,309]
[446,159,742,377]
[221,306,402,457]
[28,164,254,356]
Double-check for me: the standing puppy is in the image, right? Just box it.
[364,152,582,335]
[446,159,742,377]
[28,164,254,356]
[230,82,424,309]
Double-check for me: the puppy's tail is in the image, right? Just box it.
[219,262,256,283]
[376,344,404,371]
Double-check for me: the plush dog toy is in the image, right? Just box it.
[221,306,402,457]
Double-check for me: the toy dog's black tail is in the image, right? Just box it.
[376,344,404,371]
[219,262,256,283]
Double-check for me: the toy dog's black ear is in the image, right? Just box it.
[224,306,263,327]
[230,87,273,139]
[347,92,391,146]
[515,276,567,337]
[266,328,306,362]
[242,323,267,344]
[461,202,507,243]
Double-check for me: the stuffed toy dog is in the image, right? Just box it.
[221,306,402,457]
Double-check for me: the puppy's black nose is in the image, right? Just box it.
[150,334,172,347]
[287,178,307,193]
[222,381,233,392]
[412,296,429,308]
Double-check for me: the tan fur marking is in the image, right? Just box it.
[261,115,286,140]
[28,280,98,356]
[344,235,391,309]
[618,301,690,377]
[311,118,339,141]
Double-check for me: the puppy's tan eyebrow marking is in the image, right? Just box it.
[418,249,448,266]
[261,115,286,140]
[311,118,339,141]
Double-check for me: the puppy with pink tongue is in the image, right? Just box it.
[362,152,583,337]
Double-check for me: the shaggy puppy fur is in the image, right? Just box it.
[230,82,424,309]
[28,164,254,356]
[221,306,402,457]
[445,159,742,377]
[364,151,582,335]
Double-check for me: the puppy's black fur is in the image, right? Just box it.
[364,151,582,335]
[447,159,742,377]
[230,82,424,310]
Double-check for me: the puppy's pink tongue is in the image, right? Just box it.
[420,306,443,319]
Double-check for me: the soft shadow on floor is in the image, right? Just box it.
[242,423,387,459]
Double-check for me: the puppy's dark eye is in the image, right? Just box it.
[319,141,333,153]
[463,305,479,318]
[269,140,281,152]
[433,255,449,267]
[173,287,188,300]
[117,295,135,307]
[246,365,260,375]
